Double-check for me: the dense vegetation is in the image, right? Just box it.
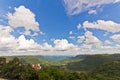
[90,60,120,80]
[67,54,120,71]
[0,57,88,80]
[0,54,120,80]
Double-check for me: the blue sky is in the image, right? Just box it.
[0,0,120,56]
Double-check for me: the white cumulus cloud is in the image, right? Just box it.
[42,42,53,51]
[104,40,112,45]
[111,34,120,43]
[63,0,120,15]
[54,39,78,51]
[83,20,120,33]
[77,36,85,43]
[0,25,17,52]
[84,31,102,47]
[78,31,102,50]
[7,6,40,35]
[17,35,40,50]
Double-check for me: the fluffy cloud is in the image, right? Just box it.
[7,6,40,35]
[0,25,48,55]
[104,40,112,45]
[77,30,120,53]
[0,26,41,52]
[83,20,120,33]
[0,25,17,52]
[0,24,120,55]
[54,39,78,51]
[0,25,79,55]
[77,36,85,43]
[111,34,120,43]
[63,0,120,15]
[78,31,102,49]
[85,31,102,47]
[42,43,53,51]
[0,25,13,37]
[17,35,41,50]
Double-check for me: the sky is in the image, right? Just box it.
[0,0,120,56]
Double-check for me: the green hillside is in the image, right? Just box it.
[90,60,120,80]
[66,54,120,71]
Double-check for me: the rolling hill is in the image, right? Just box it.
[66,54,120,71]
